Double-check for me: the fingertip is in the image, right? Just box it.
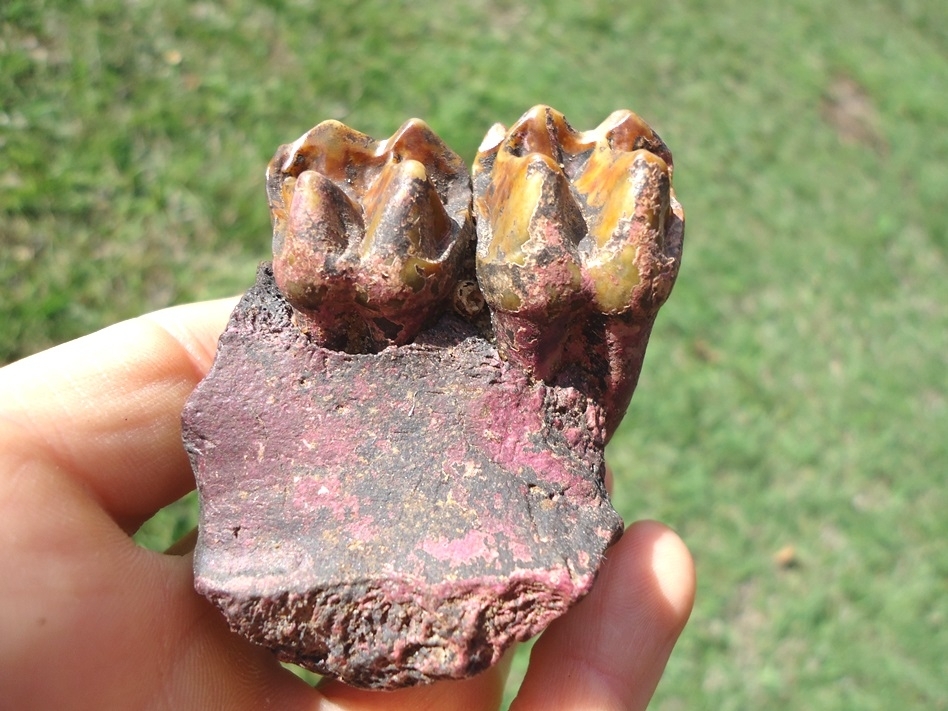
[626,520,696,629]
[510,520,695,711]
[316,655,510,711]
[142,296,241,377]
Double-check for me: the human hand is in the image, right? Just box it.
[0,298,695,710]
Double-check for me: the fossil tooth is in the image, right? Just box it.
[474,115,587,379]
[474,104,682,322]
[500,104,593,162]
[473,105,684,437]
[265,118,473,350]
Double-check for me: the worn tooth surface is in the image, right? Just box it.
[265,118,472,350]
[578,149,672,314]
[501,104,593,161]
[592,109,674,172]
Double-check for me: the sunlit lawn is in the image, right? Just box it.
[3,0,947,707]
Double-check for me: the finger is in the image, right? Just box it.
[510,521,695,711]
[0,297,238,530]
[317,650,512,711]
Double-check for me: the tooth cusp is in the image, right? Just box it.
[475,141,585,317]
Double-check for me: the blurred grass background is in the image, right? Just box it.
[3,0,946,707]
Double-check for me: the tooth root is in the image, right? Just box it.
[362,159,452,262]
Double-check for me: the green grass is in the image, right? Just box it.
[4,0,948,708]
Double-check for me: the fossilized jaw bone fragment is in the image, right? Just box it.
[267,118,473,351]
[187,106,685,690]
[473,105,685,437]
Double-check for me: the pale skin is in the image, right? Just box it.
[0,297,695,710]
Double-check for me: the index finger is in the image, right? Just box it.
[0,296,238,530]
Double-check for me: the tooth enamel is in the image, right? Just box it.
[473,105,683,389]
[362,159,451,261]
[580,151,671,313]
[477,152,583,302]
[282,120,376,191]
[506,106,560,159]
[590,110,675,174]
[582,151,670,246]
[482,154,550,266]
[266,117,472,350]
[380,119,437,161]
[478,123,507,153]
[273,171,362,311]
[288,171,358,252]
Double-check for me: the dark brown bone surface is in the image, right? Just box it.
[183,107,683,689]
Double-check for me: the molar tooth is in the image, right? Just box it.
[473,114,587,380]
[473,105,683,408]
[266,117,472,351]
